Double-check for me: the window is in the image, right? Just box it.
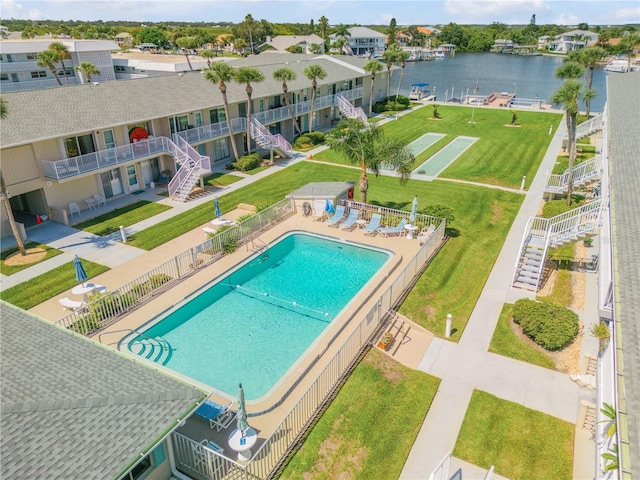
[209,108,226,124]
[0,73,8,81]
[57,68,75,77]
[213,138,230,161]
[31,71,47,79]
[114,65,126,72]
[64,134,96,158]
[26,53,36,60]
[169,115,189,135]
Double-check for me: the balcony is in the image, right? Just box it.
[42,136,181,181]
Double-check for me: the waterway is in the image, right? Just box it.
[390,52,608,112]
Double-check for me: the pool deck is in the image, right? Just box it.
[30,208,434,455]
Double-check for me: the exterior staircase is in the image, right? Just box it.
[563,114,603,144]
[127,336,173,365]
[167,136,211,202]
[336,93,368,125]
[513,200,603,291]
[545,156,602,194]
[249,118,293,158]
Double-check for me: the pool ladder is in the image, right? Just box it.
[99,328,173,366]
[249,235,269,262]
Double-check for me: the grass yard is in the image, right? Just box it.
[315,105,561,189]
[551,150,596,174]
[203,172,243,187]
[128,162,522,341]
[489,304,555,370]
[0,259,109,310]
[74,200,172,236]
[245,165,270,175]
[280,349,440,480]
[0,242,63,276]
[454,390,574,480]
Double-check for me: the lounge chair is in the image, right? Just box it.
[200,439,225,455]
[59,297,87,311]
[363,213,382,236]
[312,199,327,221]
[417,224,436,245]
[378,218,408,237]
[195,399,236,431]
[340,209,360,231]
[326,205,346,227]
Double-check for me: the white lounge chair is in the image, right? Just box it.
[417,224,436,245]
[340,209,360,231]
[312,199,327,221]
[326,205,346,227]
[378,218,408,237]
[363,214,382,236]
[195,399,236,432]
[59,297,87,311]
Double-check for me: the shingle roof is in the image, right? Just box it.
[0,302,204,480]
[607,71,640,478]
[0,54,368,148]
[268,35,324,51]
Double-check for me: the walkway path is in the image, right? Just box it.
[400,118,598,479]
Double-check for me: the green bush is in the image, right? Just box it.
[294,135,313,148]
[542,196,586,218]
[422,204,455,224]
[231,153,262,172]
[512,298,579,351]
[306,131,325,144]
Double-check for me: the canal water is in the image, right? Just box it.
[390,52,608,112]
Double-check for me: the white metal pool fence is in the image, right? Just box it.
[55,198,294,336]
[170,215,447,480]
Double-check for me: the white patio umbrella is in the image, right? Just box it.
[409,196,418,224]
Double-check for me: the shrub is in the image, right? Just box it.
[541,196,586,218]
[512,298,579,351]
[306,131,325,144]
[294,135,313,148]
[421,204,455,224]
[222,236,238,255]
[231,153,262,172]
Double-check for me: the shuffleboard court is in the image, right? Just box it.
[406,132,446,156]
[414,136,479,177]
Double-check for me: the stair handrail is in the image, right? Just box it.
[272,133,292,155]
[168,137,211,201]
[545,156,603,192]
[564,114,603,140]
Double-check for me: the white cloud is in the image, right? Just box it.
[443,0,549,24]
[0,0,48,20]
[554,13,580,25]
[615,7,640,22]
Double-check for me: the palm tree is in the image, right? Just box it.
[327,118,415,204]
[75,62,100,83]
[567,47,606,117]
[619,31,640,74]
[334,24,351,41]
[394,50,410,100]
[49,42,71,85]
[233,37,247,55]
[36,50,62,86]
[203,62,240,161]
[332,37,348,55]
[382,44,402,99]
[175,37,199,71]
[233,67,265,154]
[553,61,584,206]
[200,50,215,67]
[0,99,27,256]
[318,16,329,43]
[363,59,383,116]
[273,67,302,136]
[303,64,327,133]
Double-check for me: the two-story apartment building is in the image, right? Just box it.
[329,26,386,56]
[547,29,599,53]
[0,39,119,92]
[0,54,386,240]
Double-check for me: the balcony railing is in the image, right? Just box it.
[42,136,179,181]
[173,117,246,145]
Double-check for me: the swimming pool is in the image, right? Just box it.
[124,233,391,400]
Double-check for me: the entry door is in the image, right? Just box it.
[126,165,140,192]
[101,168,123,197]
[140,160,153,186]
[103,129,116,150]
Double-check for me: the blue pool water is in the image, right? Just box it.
[127,233,390,400]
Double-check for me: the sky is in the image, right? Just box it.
[1,0,639,26]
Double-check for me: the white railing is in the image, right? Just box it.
[344,200,442,230]
[428,451,451,480]
[0,77,81,92]
[597,109,613,319]
[171,203,447,480]
[56,198,294,335]
[271,134,293,156]
[249,118,293,156]
[42,136,186,181]
[336,94,368,125]
[175,117,247,145]
[545,156,603,192]
[564,114,603,141]
[168,136,211,201]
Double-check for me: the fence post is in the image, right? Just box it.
[445,314,452,338]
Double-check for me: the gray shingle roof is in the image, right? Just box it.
[607,71,640,478]
[0,54,368,148]
[0,301,204,480]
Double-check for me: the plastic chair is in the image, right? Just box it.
[93,194,107,207]
[69,202,81,219]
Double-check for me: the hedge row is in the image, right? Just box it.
[512,298,579,351]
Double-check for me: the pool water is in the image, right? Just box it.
[127,233,390,400]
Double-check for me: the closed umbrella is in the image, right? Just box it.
[214,197,221,218]
[237,383,249,434]
[325,198,335,215]
[409,196,418,224]
[74,255,88,286]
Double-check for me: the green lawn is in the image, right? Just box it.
[280,349,440,480]
[454,390,574,480]
[203,172,243,187]
[245,165,270,175]
[314,105,561,189]
[0,259,109,310]
[128,162,522,341]
[551,150,596,174]
[489,304,555,370]
[74,200,172,236]
[0,242,63,276]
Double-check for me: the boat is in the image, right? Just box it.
[434,49,445,59]
[604,59,629,73]
[409,83,431,101]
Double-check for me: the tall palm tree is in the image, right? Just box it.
[332,37,348,55]
[200,50,215,67]
[394,50,410,100]
[175,36,198,71]
[567,47,606,117]
[273,67,302,136]
[334,24,351,41]
[234,66,265,154]
[49,42,71,85]
[318,16,329,43]
[0,99,27,256]
[382,44,402,99]
[303,64,327,133]
[620,31,640,74]
[363,59,383,116]
[36,50,62,86]
[552,62,584,206]
[75,62,100,83]
[203,62,240,161]
[327,118,415,204]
